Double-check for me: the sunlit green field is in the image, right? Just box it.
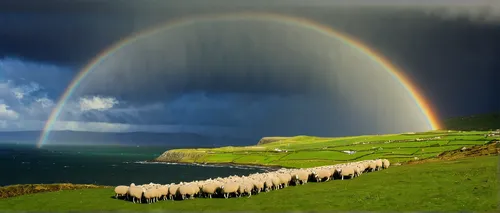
[0,155,497,212]
[157,130,498,168]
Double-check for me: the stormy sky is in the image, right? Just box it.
[0,0,499,140]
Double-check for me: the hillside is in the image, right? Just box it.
[443,112,500,131]
[154,130,499,168]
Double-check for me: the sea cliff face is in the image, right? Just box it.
[256,137,290,145]
[154,150,206,163]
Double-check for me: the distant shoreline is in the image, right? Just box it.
[144,160,283,172]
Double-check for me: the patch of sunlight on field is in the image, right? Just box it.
[157,130,493,168]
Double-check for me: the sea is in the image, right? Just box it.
[0,143,266,187]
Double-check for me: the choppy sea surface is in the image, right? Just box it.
[0,143,265,186]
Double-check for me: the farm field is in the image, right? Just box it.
[0,155,497,212]
[155,130,499,168]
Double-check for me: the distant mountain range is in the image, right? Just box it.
[0,131,258,147]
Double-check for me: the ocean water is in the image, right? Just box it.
[0,144,265,187]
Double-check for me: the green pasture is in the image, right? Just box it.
[156,130,498,167]
[1,155,497,212]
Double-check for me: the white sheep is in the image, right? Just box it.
[375,159,383,171]
[201,183,219,199]
[339,166,356,180]
[277,173,292,188]
[291,170,309,185]
[114,185,129,199]
[128,186,145,204]
[221,182,240,199]
[314,169,332,182]
[382,159,391,169]
[168,184,179,200]
[178,184,196,200]
[144,188,157,204]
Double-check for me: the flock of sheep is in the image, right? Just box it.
[114,158,390,204]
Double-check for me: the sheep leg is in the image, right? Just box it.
[342,175,344,180]
[248,193,251,198]
[132,197,135,203]
[209,194,212,199]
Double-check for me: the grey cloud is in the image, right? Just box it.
[62,19,432,136]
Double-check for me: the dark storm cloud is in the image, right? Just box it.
[1,0,499,122]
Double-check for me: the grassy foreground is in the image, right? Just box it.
[155,130,498,168]
[0,155,497,212]
[0,184,111,199]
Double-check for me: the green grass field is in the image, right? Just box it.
[0,155,497,212]
[156,130,499,168]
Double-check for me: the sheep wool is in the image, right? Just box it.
[114,185,129,199]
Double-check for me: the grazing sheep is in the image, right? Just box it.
[314,169,332,182]
[356,164,366,176]
[291,170,309,185]
[144,188,157,204]
[116,158,388,203]
[375,159,383,171]
[255,180,264,193]
[277,173,292,187]
[237,182,253,198]
[339,166,355,180]
[221,182,240,199]
[178,184,196,200]
[191,184,201,197]
[201,183,219,199]
[367,161,377,172]
[264,178,274,192]
[168,184,179,200]
[158,185,169,200]
[128,186,145,204]
[271,176,281,190]
[382,159,391,169]
[114,185,129,199]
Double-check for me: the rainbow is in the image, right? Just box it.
[36,12,442,148]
